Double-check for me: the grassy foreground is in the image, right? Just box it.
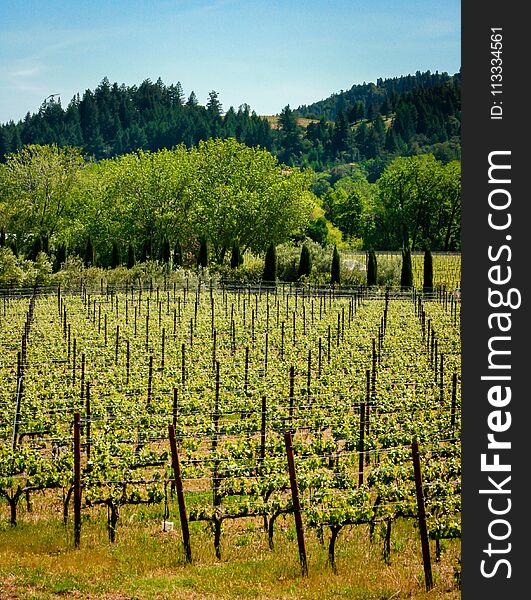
[0,496,460,600]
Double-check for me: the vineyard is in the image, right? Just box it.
[0,262,461,598]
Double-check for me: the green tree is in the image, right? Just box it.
[127,244,135,269]
[197,237,208,268]
[367,249,377,286]
[297,244,312,279]
[230,242,243,269]
[0,144,84,257]
[262,244,277,282]
[423,247,433,294]
[173,240,183,268]
[330,245,341,285]
[160,237,171,264]
[278,105,303,165]
[111,241,120,268]
[400,244,413,289]
[84,235,94,267]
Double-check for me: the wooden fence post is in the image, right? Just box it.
[73,412,82,549]
[411,440,433,591]
[284,431,308,576]
[358,400,365,486]
[168,424,192,563]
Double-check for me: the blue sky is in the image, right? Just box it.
[0,0,460,124]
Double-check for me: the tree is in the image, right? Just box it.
[187,139,315,262]
[197,237,208,268]
[127,244,135,269]
[423,247,433,294]
[111,241,120,268]
[84,235,94,267]
[0,144,84,257]
[173,240,183,268]
[366,249,377,286]
[330,245,341,285]
[160,237,171,264]
[262,244,277,282]
[297,244,312,279]
[54,243,66,273]
[278,105,303,165]
[230,243,243,269]
[400,244,413,289]
[374,154,460,250]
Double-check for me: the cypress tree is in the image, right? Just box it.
[367,248,378,286]
[330,245,341,285]
[173,240,183,268]
[197,237,208,268]
[230,242,243,269]
[423,247,434,295]
[84,235,94,267]
[127,244,135,269]
[297,244,312,279]
[400,244,413,289]
[262,244,277,282]
[160,238,171,264]
[54,243,66,273]
[111,241,120,269]
[29,235,42,261]
[141,238,152,263]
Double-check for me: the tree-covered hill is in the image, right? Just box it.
[297,70,458,121]
[0,70,460,172]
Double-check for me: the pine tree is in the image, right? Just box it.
[330,245,341,285]
[400,245,413,289]
[262,244,277,282]
[197,237,208,268]
[297,244,312,279]
[367,249,378,286]
[423,247,433,295]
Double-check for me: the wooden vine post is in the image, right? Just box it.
[73,412,82,548]
[168,423,192,563]
[411,440,433,591]
[284,431,308,576]
[358,399,365,486]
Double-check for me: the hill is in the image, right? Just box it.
[0,70,460,172]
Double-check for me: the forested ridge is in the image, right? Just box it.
[0,70,460,172]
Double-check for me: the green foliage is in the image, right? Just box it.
[197,237,208,268]
[297,244,312,279]
[330,245,341,285]
[400,245,413,288]
[423,248,434,293]
[230,243,243,269]
[111,242,120,269]
[127,244,135,269]
[84,236,94,267]
[173,240,183,268]
[262,243,277,282]
[367,249,377,286]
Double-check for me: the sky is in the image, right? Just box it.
[0,0,461,124]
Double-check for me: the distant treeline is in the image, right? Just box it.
[0,70,460,173]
